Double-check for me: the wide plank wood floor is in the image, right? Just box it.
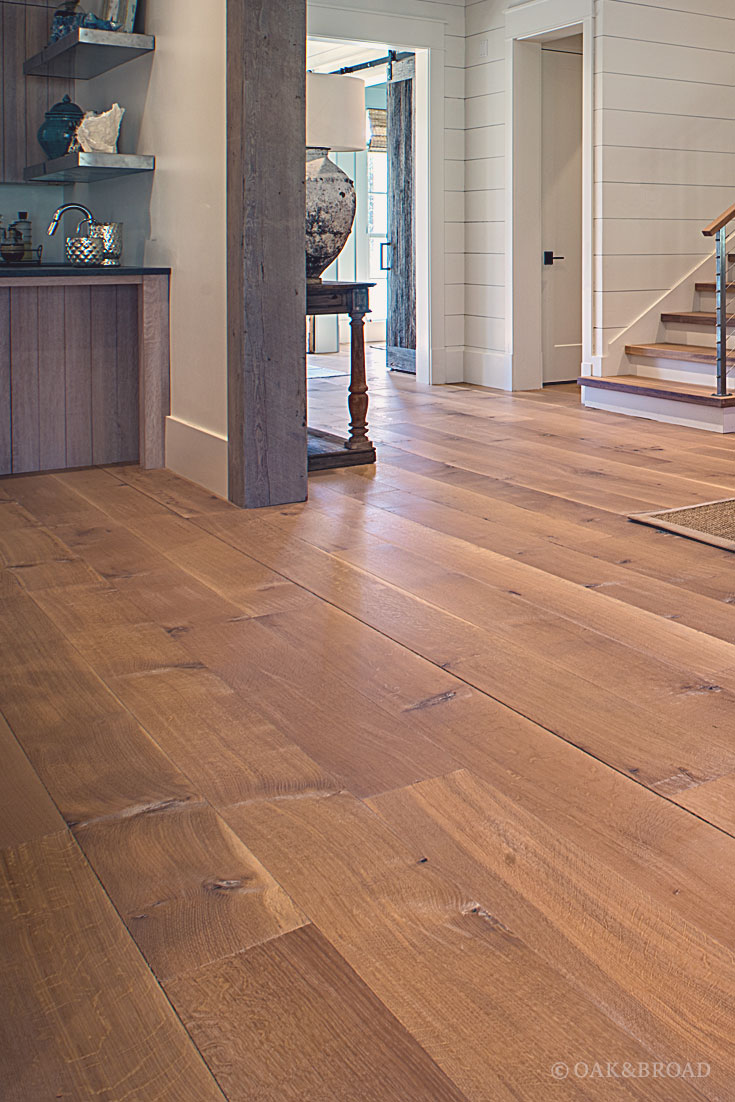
[3,358,735,1098]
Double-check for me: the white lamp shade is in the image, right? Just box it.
[306,73,366,152]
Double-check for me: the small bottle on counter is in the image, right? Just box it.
[12,212,33,262]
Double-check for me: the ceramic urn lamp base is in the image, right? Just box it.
[305,147,357,284]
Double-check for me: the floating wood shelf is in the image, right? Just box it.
[24,28,154,81]
[24,151,154,184]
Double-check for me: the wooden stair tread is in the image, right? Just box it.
[659,311,734,327]
[578,374,735,407]
[694,283,735,293]
[625,342,735,365]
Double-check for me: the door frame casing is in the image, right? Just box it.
[307,5,446,384]
[505,0,594,391]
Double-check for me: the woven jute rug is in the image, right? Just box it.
[630,498,735,551]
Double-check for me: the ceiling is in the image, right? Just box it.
[307,38,390,87]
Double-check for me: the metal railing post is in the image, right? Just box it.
[716,226,728,397]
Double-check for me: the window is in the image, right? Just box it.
[366,148,388,322]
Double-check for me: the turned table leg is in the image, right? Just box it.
[347,310,373,451]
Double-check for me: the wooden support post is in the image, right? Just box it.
[226,0,308,508]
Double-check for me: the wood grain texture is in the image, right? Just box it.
[23,1,49,166]
[64,283,93,466]
[0,832,225,1101]
[580,373,735,407]
[37,286,66,469]
[368,769,735,1095]
[0,0,72,182]
[109,462,231,518]
[387,70,416,365]
[138,274,169,469]
[75,801,306,982]
[166,924,469,1101]
[10,285,39,473]
[0,288,10,475]
[8,371,735,1093]
[0,713,65,850]
[4,278,151,474]
[91,283,120,464]
[224,792,705,1101]
[226,0,307,507]
[0,591,200,828]
[1,1,26,181]
[116,283,140,461]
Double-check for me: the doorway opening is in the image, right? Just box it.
[306,37,422,380]
[541,34,583,384]
[507,9,593,392]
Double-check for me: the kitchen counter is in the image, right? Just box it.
[1,268,169,476]
[0,264,170,277]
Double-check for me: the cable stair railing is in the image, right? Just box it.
[702,203,735,397]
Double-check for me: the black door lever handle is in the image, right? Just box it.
[543,251,565,266]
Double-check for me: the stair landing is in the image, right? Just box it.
[578,374,735,407]
[578,375,735,432]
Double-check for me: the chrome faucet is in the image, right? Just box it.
[47,203,95,236]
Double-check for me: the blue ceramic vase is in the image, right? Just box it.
[37,95,83,161]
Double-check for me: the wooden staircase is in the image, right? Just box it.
[579,221,735,431]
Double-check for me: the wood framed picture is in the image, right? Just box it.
[103,0,138,32]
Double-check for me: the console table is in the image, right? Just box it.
[307,280,376,471]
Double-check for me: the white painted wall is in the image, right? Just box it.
[462,0,735,389]
[463,0,507,387]
[74,0,228,495]
[594,0,735,363]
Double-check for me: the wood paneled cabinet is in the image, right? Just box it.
[0,0,73,183]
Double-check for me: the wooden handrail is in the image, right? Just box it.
[703,202,735,237]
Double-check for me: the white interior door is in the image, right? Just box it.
[541,43,583,384]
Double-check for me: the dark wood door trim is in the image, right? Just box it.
[226,0,308,508]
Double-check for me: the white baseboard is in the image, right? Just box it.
[444,347,464,384]
[463,347,510,389]
[165,416,228,498]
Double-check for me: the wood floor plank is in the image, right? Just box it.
[106,463,235,518]
[6,369,735,1097]
[0,593,200,828]
[223,792,705,1102]
[193,509,735,796]
[0,714,65,851]
[75,802,306,982]
[165,924,469,1101]
[107,663,342,809]
[0,832,225,1101]
[677,773,735,834]
[166,611,462,799]
[368,769,735,1098]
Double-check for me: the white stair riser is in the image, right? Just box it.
[581,386,735,432]
[660,324,717,347]
[626,357,719,385]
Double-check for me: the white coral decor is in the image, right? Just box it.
[76,103,125,154]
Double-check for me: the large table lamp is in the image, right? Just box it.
[305,73,366,283]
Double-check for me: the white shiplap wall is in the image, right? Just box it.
[444,12,469,381]
[461,0,735,385]
[463,0,507,386]
[595,0,735,358]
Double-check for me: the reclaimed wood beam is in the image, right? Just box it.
[226,0,307,508]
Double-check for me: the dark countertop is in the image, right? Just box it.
[0,264,170,277]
